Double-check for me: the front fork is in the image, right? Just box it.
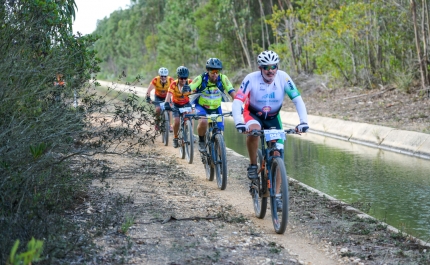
[251,142,285,198]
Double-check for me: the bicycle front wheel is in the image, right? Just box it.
[252,149,267,219]
[184,119,194,164]
[162,111,169,146]
[179,126,186,160]
[270,157,289,234]
[214,134,227,190]
[204,131,214,181]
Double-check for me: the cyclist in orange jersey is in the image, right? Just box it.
[163,66,193,148]
[146,67,174,131]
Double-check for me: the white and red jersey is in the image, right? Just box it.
[232,70,308,125]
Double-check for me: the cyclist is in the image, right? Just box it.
[146,67,174,131]
[189,58,237,152]
[232,50,309,211]
[163,66,193,148]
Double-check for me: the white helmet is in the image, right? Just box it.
[257,50,280,66]
[158,67,169,76]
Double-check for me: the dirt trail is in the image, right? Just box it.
[93,79,429,264]
[157,139,340,265]
[95,80,342,264]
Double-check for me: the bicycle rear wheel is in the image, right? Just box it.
[204,131,214,181]
[162,111,169,146]
[214,134,228,190]
[252,149,267,218]
[270,157,289,234]
[184,119,194,164]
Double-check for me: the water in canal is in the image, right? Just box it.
[222,118,430,241]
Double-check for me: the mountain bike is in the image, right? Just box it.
[175,106,194,164]
[190,112,232,190]
[248,128,298,234]
[154,101,170,146]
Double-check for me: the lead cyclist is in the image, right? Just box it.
[232,50,309,212]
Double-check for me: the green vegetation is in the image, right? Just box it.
[7,238,43,265]
[1,0,158,263]
[2,0,429,263]
[93,0,430,91]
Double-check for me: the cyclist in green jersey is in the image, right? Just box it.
[189,58,237,152]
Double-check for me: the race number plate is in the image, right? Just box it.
[179,107,192,113]
[263,129,285,141]
[207,114,222,123]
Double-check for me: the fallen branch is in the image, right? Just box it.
[134,215,218,224]
[161,215,218,224]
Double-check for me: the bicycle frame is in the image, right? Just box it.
[200,113,230,165]
[258,133,285,198]
[249,128,298,233]
[178,107,193,145]
[188,112,231,189]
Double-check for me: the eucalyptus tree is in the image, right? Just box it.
[194,0,275,70]
[156,0,200,72]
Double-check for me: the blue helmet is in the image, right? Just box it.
[205,58,222,70]
[176,66,189,78]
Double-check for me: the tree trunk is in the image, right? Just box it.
[257,0,265,50]
[410,0,427,90]
[230,9,252,69]
[276,0,298,73]
[421,0,429,85]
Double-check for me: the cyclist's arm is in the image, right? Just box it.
[232,99,244,125]
[147,83,156,97]
[164,91,172,104]
[284,76,308,124]
[292,96,308,124]
[189,75,203,93]
[165,82,176,103]
[221,75,236,99]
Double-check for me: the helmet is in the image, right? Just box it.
[205,58,223,70]
[257,50,280,66]
[158,67,169,76]
[176,66,189,78]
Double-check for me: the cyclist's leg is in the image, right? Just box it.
[172,105,181,137]
[215,106,224,132]
[244,110,262,165]
[244,111,262,179]
[153,95,164,116]
[194,104,209,151]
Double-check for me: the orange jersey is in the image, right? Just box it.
[168,79,193,105]
[150,76,174,98]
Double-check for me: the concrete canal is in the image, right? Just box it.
[222,118,430,241]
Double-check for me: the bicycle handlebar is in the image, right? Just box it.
[248,128,299,137]
[184,112,232,120]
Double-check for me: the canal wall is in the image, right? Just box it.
[222,102,430,160]
[98,80,430,159]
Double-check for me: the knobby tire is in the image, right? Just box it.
[204,130,214,181]
[214,134,227,190]
[184,119,193,164]
[252,149,267,218]
[162,111,169,146]
[270,157,289,234]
